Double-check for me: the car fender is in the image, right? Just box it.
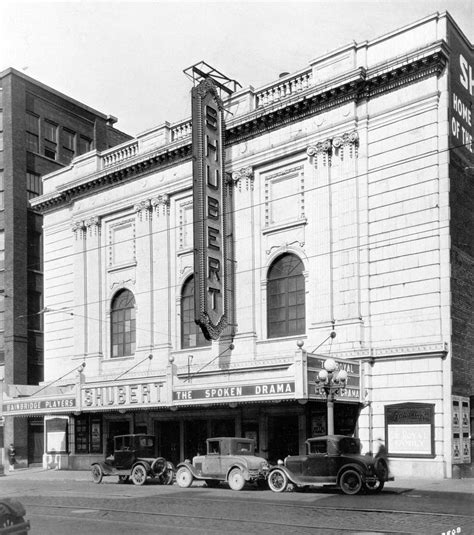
[176,461,202,479]
[336,463,365,484]
[267,465,299,486]
[225,463,251,482]
[132,460,152,474]
[92,461,117,476]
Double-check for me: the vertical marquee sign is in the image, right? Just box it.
[192,77,231,340]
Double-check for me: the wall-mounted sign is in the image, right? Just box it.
[173,381,295,403]
[307,356,361,401]
[448,24,473,161]
[81,382,164,410]
[385,403,435,458]
[3,397,76,415]
[45,416,69,454]
[192,77,232,340]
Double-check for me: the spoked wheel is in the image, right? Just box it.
[91,464,103,484]
[339,469,363,495]
[365,479,385,493]
[228,468,246,491]
[268,468,288,493]
[151,457,167,477]
[176,466,194,488]
[131,464,148,486]
[159,462,175,485]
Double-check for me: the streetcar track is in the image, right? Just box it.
[20,492,474,521]
[22,502,427,534]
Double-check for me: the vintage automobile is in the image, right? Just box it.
[267,435,393,495]
[0,499,30,534]
[176,437,270,491]
[91,434,175,486]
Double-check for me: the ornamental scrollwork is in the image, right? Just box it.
[72,216,101,239]
[231,167,254,191]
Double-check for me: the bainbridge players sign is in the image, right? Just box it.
[192,78,232,340]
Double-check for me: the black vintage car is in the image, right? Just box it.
[267,435,393,495]
[91,434,175,486]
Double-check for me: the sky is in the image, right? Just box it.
[1,0,473,136]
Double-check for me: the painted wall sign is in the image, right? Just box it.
[307,356,361,401]
[81,382,164,410]
[3,397,76,415]
[385,403,435,458]
[173,382,295,402]
[192,77,232,340]
[448,24,473,160]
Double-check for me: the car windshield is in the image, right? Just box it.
[236,442,253,454]
[338,437,361,454]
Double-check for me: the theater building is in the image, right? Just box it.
[5,11,473,478]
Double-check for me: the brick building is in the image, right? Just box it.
[5,12,473,477]
[0,68,131,464]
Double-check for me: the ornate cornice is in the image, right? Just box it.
[33,43,448,213]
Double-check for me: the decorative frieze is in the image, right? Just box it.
[231,167,254,191]
[72,216,101,239]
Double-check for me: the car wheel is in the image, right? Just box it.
[374,458,389,480]
[176,466,194,488]
[151,457,167,477]
[228,468,246,491]
[91,464,103,484]
[268,469,288,493]
[131,464,148,486]
[339,469,363,495]
[163,462,175,485]
[365,479,385,493]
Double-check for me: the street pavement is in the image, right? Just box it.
[1,466,473,494]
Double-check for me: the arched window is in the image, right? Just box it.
[267,253,305,338]
[181,277,211,349]
[111,290,136,358]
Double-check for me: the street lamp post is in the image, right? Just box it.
[315,358,348,435]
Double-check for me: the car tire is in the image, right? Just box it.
[176,466,194,488]
[365,479,385,493]
[131,464,148,486]
[228,468,246,491]
[268,468,288,493]
[374,458,389,480]
[151,457,167,477]
[91,464,103,484]
[205,479,220,488]
[339,469,363,495]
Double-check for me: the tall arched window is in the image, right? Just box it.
[111,289,136,358]
[267,253,305,338]
[181,276,211,349]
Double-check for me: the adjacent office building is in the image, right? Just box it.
[0,68,131,463]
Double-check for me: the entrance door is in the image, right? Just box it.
[157,421,180,465]
[184,419,207,460]
[267,415,299,465]
[28,419,44,465]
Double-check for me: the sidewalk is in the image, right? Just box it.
[1,467,473,494]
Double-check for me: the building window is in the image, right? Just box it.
[26,113,40,153]
[78,135,92,155]
[181,276,210,349]
[111,289,136,358]
[267,253,305,338]
[44,120,58,160]
[62,128,76,163]
[27,171,42,200]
